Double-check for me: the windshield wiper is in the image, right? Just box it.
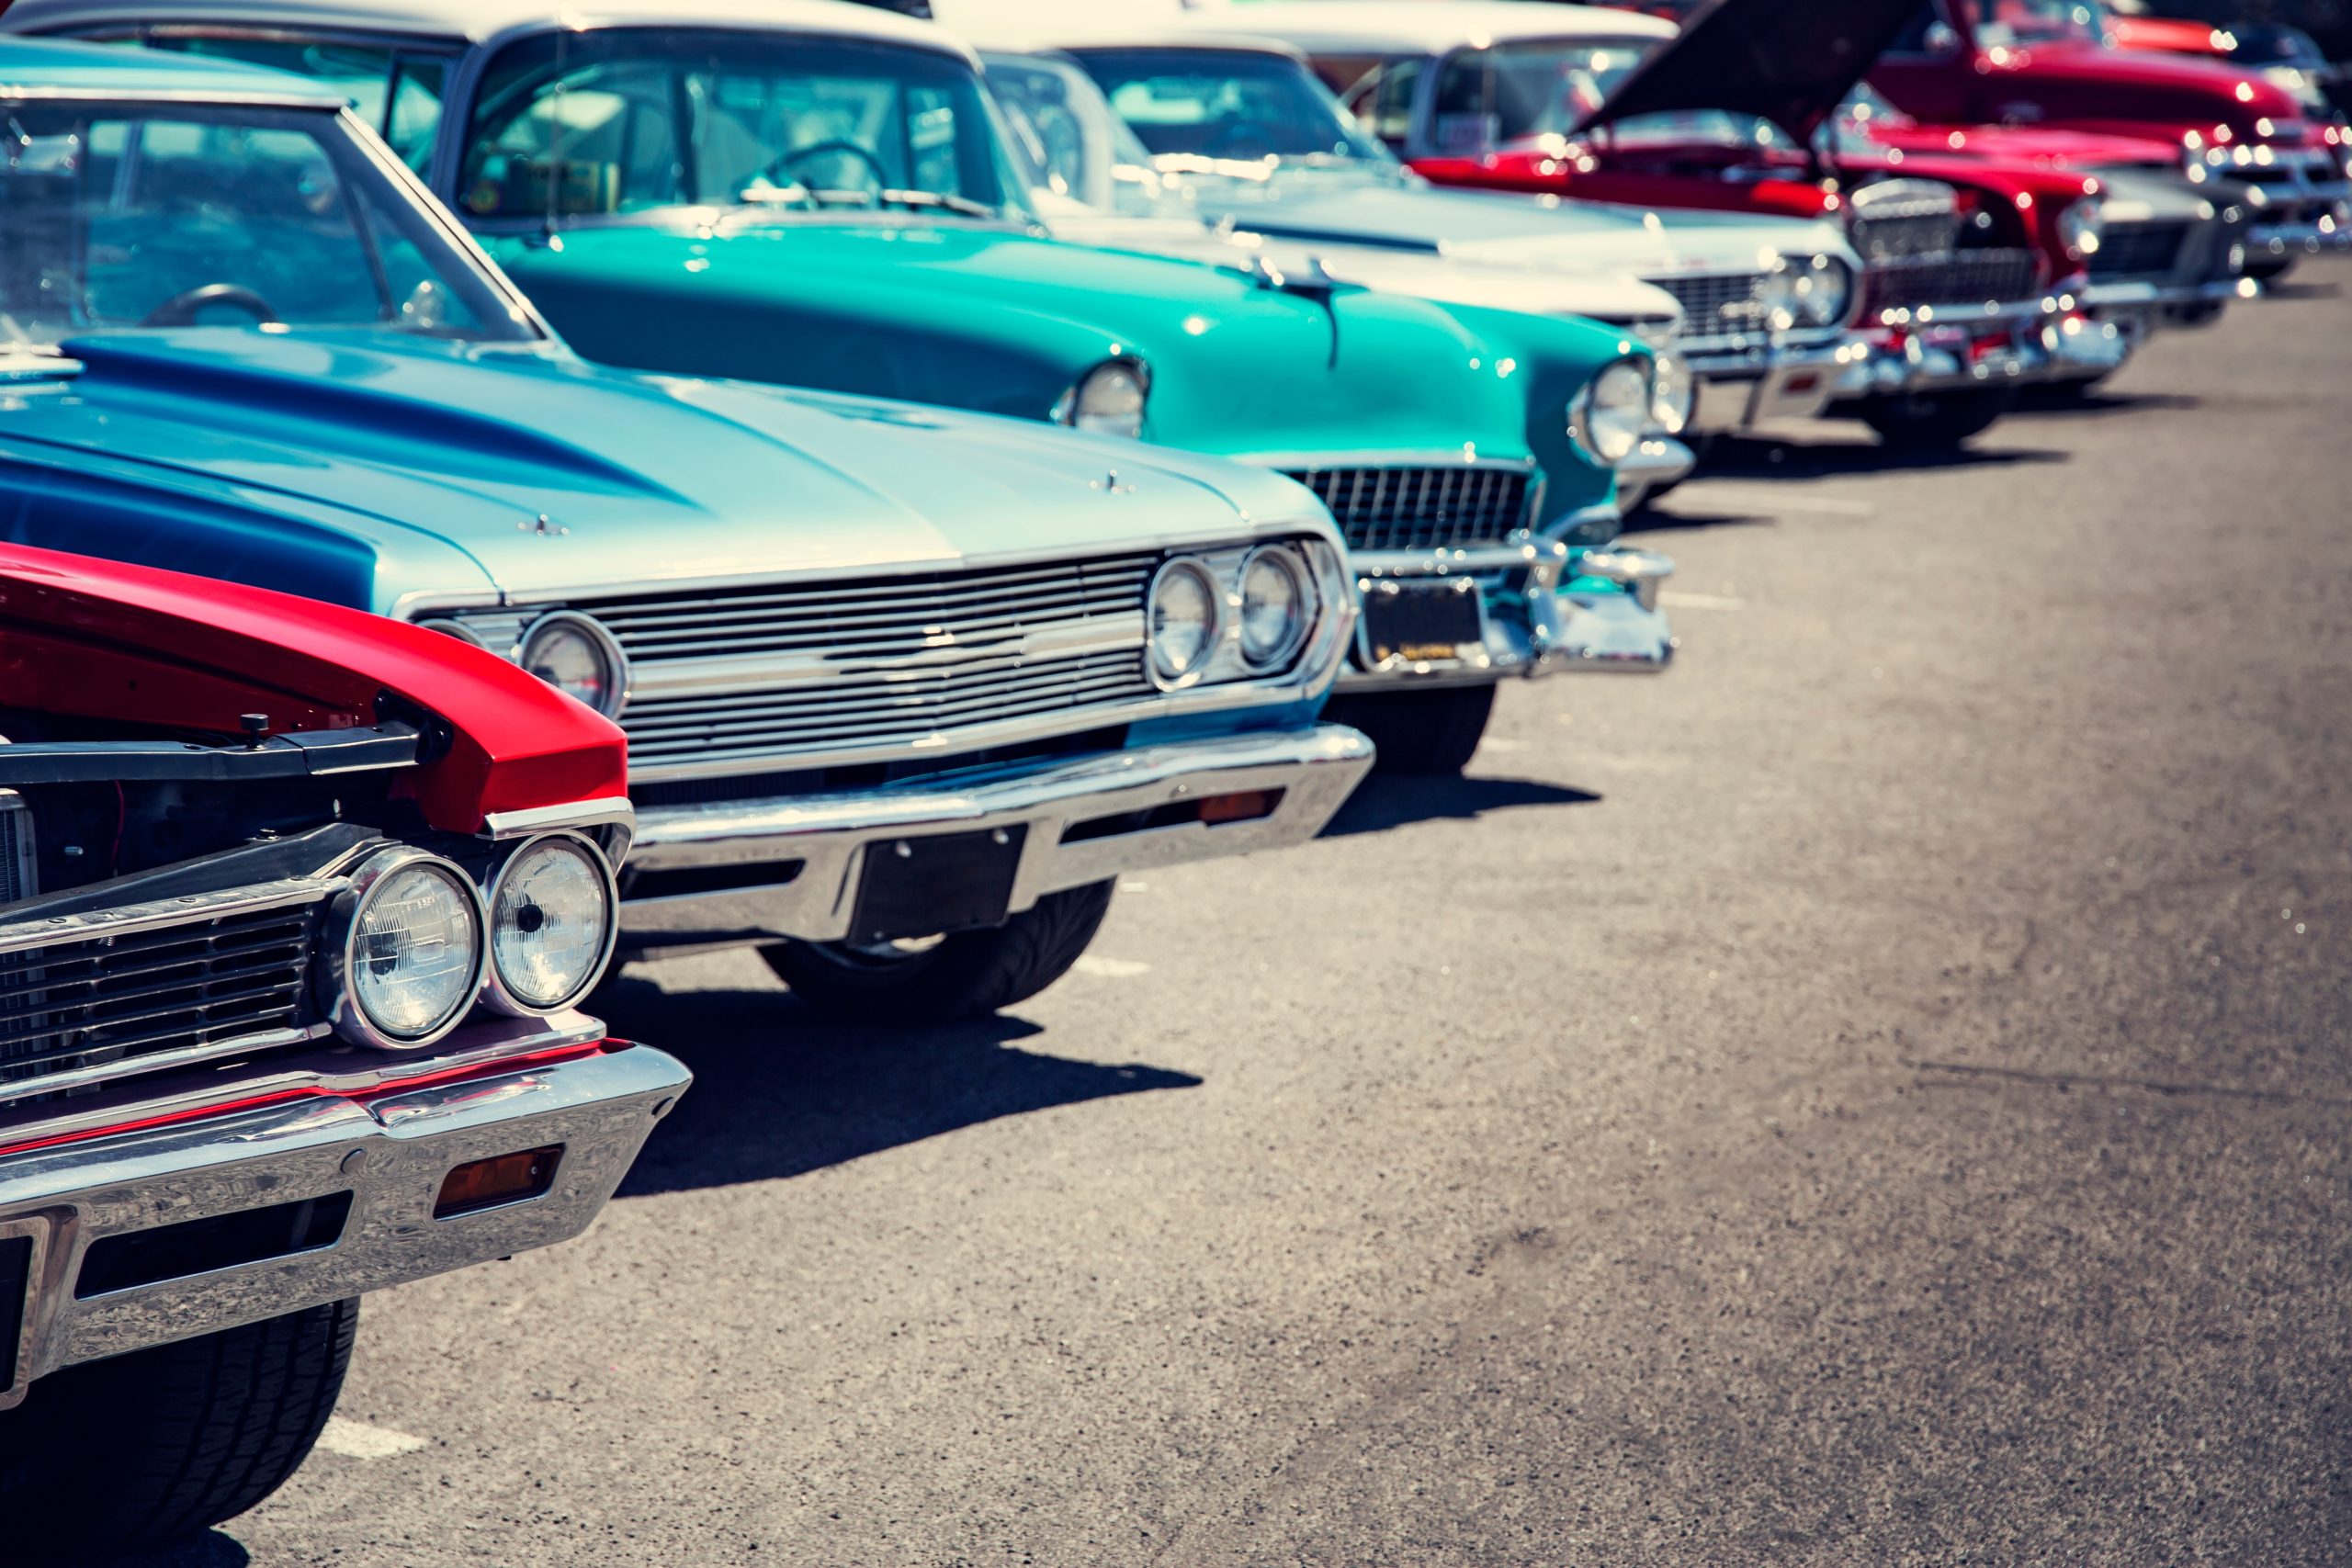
[873,188,1001,219]
[729,183,1001,220]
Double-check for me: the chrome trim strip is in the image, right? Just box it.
[480,797,637,841]
[0,876,341,957]
[0,1024,332,1107]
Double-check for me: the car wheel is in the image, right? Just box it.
[763,879,1117,1022]
[0,1297,358,1560]
[1854,386,2018,448]
[1326,684,1497,776]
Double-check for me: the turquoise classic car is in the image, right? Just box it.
[0,37,1380,1021]
[6,0,1677,773]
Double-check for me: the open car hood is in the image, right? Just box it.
[1577,0,1928,142]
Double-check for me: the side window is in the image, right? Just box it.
[146,37,395,123]
[466,59,678,218]
[907,85,959,195]
[1366,58,1423,149]
[1431,52,1496,155]
[386,57,449,173]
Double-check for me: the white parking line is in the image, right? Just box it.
[1658,591,1746,612]
[1072,956,1152,978]
[315,1417,429,1460]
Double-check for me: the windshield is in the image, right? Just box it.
[1066,47,1395,168]
[0,101,528,355]
[460,30,1034,225]
[1964,0,2105,47]
[1431,39,1661,149]
[983,51,1188,219]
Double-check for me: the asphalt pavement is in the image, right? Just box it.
[135,261,2352,1567]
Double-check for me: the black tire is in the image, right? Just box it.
[1325,683,1497,776]
[1853,385,2018,448]
[763,878,1116,1023]
[0,1297,358,1562]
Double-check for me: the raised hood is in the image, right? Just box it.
[13,329,1318,610]
[1578,0,1927,141]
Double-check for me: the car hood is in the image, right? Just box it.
[1037,211,1687,326]
[1981,38,2305,130]
[20,330,1327,608]
[2079,164,2230,223]
[1578,0,1929,141]
[1164,170,1853,276]
[1868,120,2187,169]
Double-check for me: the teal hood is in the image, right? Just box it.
[483,217,1544,468]
[0,329,1339,615]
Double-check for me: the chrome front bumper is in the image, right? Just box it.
[2079,275,2245,334]
[1682,338,1849,433]
[1831,298,2084,399]
[0,1026,688,1404]
[1335,524,1674,692]
[618,726,1374,952]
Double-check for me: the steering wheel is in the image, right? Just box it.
[141,284,280,329]
[757,139,892,193]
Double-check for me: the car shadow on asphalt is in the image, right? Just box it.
[592,971,1201,1196]
[1318,773,1599,839]
[90,1530,250,1568]
[1692,431,2067,482]
[2262,277,2341,301]
[2011,386,2203,417]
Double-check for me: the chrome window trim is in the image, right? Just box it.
[478,832,620,1019]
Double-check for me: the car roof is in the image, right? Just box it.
[929,1,1299,56]
[1180,1,1679,55]
[0,32,346,104]
[0,0,973,61]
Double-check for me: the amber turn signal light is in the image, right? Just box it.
[1196,789,1283,825]
[435,1145,564,1218]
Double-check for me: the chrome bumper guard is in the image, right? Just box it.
[1682,338,1849,433]
[2249,203,2350,260]
[0,1025,689,1404]
[1615,434,1698,512]
[619,726,1374,950]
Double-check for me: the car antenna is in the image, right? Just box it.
[543,23,567,243]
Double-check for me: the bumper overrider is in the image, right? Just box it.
[1333,505,1676,693]
[1,1021,689,1405]
[1681,335,1849,434]
[617,725,1374,953]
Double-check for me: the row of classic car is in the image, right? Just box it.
[0,0,2336,1553]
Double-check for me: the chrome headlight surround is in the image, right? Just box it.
[1567,357,1655,468]
[2058,194,2105,261]
[1236,543,1315,671]
[319,846,491,1051]
[1146,555,1225,690]
[413,616,488,649]
[481,830,621,1018]
[1052,358,1151,439]
[518,610,631,720]
[1649,349,1695,435]
[1794,254,1855,328]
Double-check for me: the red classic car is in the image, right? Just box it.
[1233,0,2129,444]
[1867,0,2352,274]
[0,546,688,1559]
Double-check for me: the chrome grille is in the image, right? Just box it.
[1860,249,2041,318]
[2089,220,2192,280]
[0,795,31,906]
[0,901,319,1102]
[1848,178,1963,261]
[1283,466,1533,553]
[577,558,1163,773]
[1645,271,1770,339]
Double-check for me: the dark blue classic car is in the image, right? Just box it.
[0,38,1375,1019]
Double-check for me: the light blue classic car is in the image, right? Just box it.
[0,37,1378,1020]
[6,0,1684,773]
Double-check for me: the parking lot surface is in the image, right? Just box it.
[143,264,2351,1567]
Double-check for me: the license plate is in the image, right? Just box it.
[1363,581,1482,664]
[850,826,1028,943]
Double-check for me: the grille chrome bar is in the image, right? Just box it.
[0,879,338,1106]
[2088,220,2193,281]
[1860,249,2041,319]
[1283,464,1534,553]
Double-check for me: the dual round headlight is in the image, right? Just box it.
[1760,254,1855,331]
[1567,358,1654,468]
[520,611,628,718]
[1148,546,1316,689]
[1057,359,1149,439]
[326,834,618,1049]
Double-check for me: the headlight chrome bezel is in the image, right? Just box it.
[2058,195,2105,261]
[518,609,632,721]
[481,830,621,1018]
[321,846,491,1051]
[1236,544,1314,671]
[1146,555,1226,690]
[1567,356,1656,468]
[1055,358,1152,440]
[1649,349,1695,435]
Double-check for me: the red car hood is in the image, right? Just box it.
[0,543,627,832]
[1865,120,2185,170]
[1958,37,2304,136]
